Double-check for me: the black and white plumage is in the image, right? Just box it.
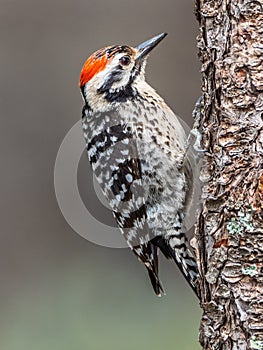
[80,33,199,296]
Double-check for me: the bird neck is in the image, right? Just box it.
[82,77,160,113]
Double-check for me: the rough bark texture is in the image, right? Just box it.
[194,1,263,349]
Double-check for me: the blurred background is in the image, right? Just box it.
[0,0,202,349]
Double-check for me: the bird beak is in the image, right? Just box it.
[135,33,168,61]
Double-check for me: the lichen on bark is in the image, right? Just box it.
[194,0,263,349]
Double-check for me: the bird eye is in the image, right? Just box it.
[120,56,131,66]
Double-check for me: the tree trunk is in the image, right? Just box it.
[194,1,263,349]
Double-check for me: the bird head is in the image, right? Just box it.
[80,33,167,107]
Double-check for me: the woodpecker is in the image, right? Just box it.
[80,33,198,296]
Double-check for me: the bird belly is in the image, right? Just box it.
[138,143,187,236]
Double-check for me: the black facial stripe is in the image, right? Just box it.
[98,61,141,102]
[97,68,123,93]
[95,46,141,102]
[129,63,141,83]
[103,84,138,102]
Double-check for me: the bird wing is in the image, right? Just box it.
[82,107,163,295]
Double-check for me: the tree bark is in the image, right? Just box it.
[194,1,263,349]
